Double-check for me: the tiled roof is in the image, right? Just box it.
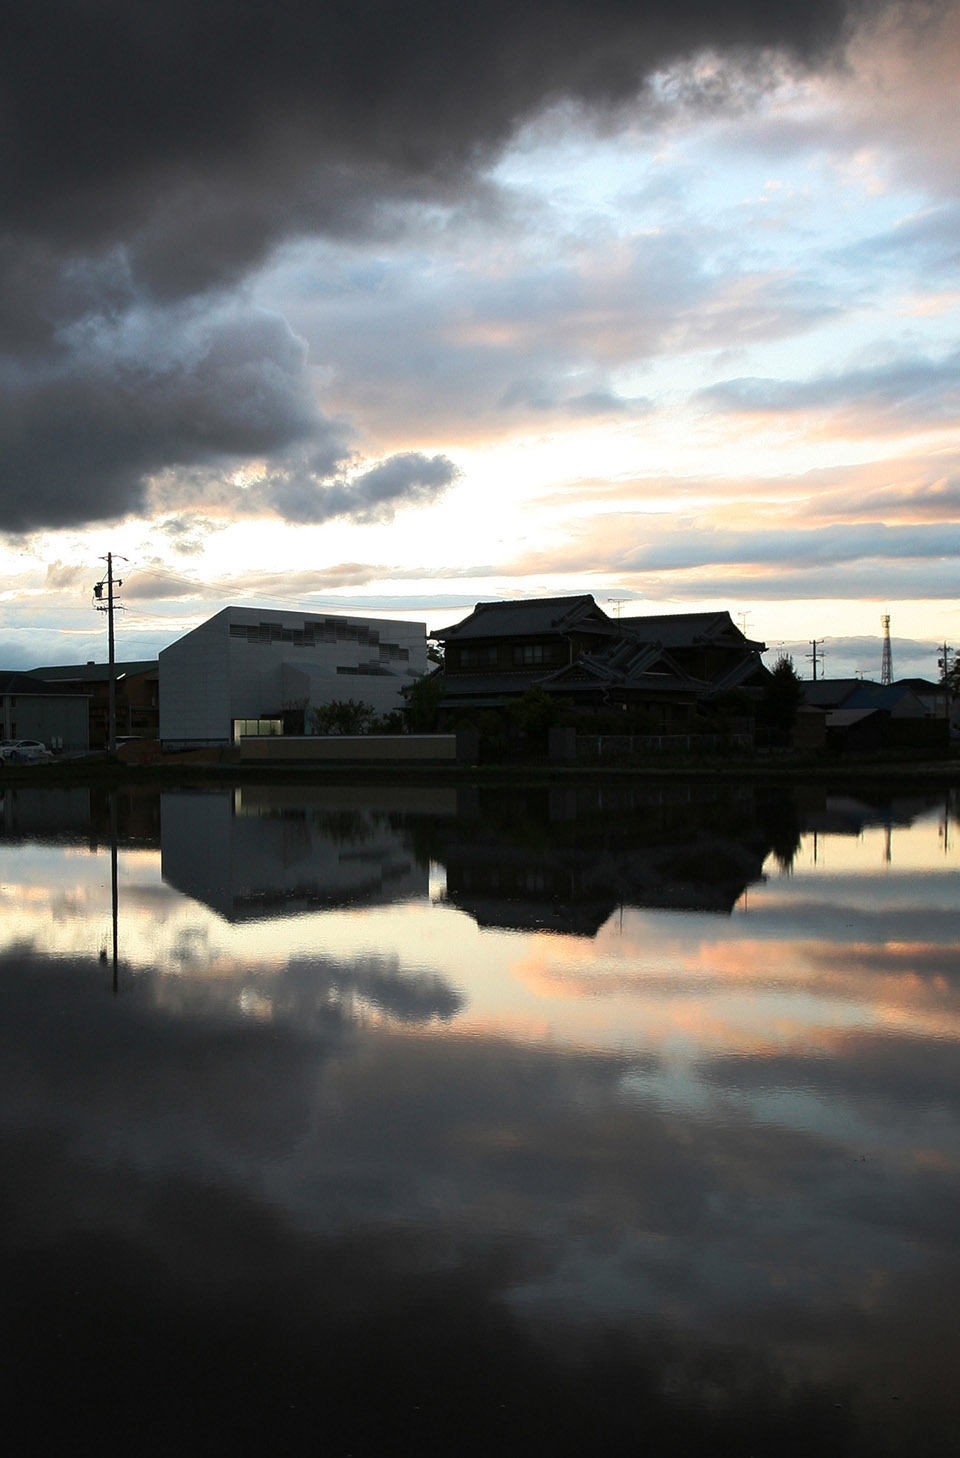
[541,641,702,695]
[437,671,553,703]
[435,594,614,641]
[618,610,765,651]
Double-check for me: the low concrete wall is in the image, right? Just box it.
[239,733,463,764]
[572,732,754,762]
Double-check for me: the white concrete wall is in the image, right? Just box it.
[159,610,232,743]
[160,606,427,745]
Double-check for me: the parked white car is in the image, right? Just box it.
[0,739,53,763]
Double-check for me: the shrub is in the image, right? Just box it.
[310,699,376,735]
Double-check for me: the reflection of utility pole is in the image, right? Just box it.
[884,822,892,865]
[110,789,119,994]
[98,790,120,992]
[93,553,126,751]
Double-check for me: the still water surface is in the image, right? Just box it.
[2,781,958,1455]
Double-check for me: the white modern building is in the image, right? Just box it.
[159,606,427,748]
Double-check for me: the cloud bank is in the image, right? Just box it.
[0,0,897,534]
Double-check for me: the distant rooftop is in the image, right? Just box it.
[801,678,873,708]
[29,660,158,683]
[840,682,925,713]
[0,670,90,696]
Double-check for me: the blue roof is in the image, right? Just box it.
[841,682,923,712]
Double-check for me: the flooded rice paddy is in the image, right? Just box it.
[1,779,958,1455]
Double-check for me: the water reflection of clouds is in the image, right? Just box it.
[4,989,959,1440]
[2,833,958,1076]
[3,785,958,1451]
[4,949,955,1402]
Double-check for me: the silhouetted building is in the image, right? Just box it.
[433,595,767,726]
[1,669,90,750]
[29,660,158,747]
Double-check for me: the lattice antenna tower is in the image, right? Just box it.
[880,614,893,686]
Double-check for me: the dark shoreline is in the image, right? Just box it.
[3,751,958,790]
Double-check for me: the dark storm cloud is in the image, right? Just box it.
[2,2,863,259]
[264,450,461,524]
[0,303,330,531]
[0,0,890,533]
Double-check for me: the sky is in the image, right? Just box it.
[1,0,959,681]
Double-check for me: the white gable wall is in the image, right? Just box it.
[159,610,232,744]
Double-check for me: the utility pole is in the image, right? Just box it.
[939,643,953,719]
[880,614,893,686]
[807,639,825,681]
[606,598,627,621]
[93,553,125,752]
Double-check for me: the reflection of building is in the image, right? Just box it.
[431,784,773,934]
[159,606,427,748]
[434,595,767,726]
[0,787,91,839]
[443,836,767,932]
[0,670,90,751]
[160,788,432,921]
[28,660,158,747]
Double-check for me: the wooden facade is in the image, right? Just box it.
[433,596,767,723]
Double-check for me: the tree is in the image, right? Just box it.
[309,699,375,735]
[405,673,442,732]
[759,655,804,738]
[508,686,559,752]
